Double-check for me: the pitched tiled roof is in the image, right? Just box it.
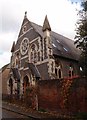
[31,22,80,61]
[28,63,41,78]
[12,68,20,80]
[1,63,10,72]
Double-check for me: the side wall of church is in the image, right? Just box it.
[55,57,79,78]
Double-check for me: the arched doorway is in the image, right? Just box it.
[23,75,29,94]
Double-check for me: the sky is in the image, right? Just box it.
[0,0,81,68]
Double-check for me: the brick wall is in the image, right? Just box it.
[37,79,63,111]
[37,77,87,113]
[67,77,87,113]
[2,68,10,95]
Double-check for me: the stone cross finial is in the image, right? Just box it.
[24,11,27,18]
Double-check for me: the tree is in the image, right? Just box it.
[74,1,87,77]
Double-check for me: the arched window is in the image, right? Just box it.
[55,68,57,76]
[55,60,63,79]
[15,53,20,68]
[69,64,74,78]
[30,44,38,63]
[59,69,62,78]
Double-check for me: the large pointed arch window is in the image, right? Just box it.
[30,44,38,63]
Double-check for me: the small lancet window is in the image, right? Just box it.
[55,60,62,79]
[59,69,62,78]
[69,64,74,78]
[15,53,20,68]
[55,68,57,76]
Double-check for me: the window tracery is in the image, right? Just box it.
[30,43,38,63]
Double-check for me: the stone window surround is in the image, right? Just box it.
[22,21,28,28]
[30,43,38,63]
[55,65,63,79]
[20,37,29,56]
[51,59,63,79]
[69,65,74,77]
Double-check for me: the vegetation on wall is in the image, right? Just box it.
[74,1,87,77]
[60,78,75,110]
[24,85,37,109]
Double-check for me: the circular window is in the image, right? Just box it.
[20,38,29,55]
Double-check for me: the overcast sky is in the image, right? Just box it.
[0,0,81,68]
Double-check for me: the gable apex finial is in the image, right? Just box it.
[24,11,27,18]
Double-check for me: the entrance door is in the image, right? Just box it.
[23,75,29,95]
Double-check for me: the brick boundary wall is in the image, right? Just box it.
[37,77,87,113]
[37,79,63,112]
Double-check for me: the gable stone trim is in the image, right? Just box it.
[18,27,33,39]
[35,58,48,65]
[19,67,24,70]
[29,36,40,44]
[23,67,29,71]
[22,21,28,28]
[14,49,20,54]
[20,55,28,60]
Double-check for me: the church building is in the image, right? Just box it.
[8,12,80,96]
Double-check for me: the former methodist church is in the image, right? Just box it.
[8,12,80,96]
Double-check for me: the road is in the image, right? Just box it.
[2,108,33,119]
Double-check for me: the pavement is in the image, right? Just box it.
[2,101,76,119]
[2,101,56,119]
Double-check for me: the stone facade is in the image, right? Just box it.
[8,12,80,101]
